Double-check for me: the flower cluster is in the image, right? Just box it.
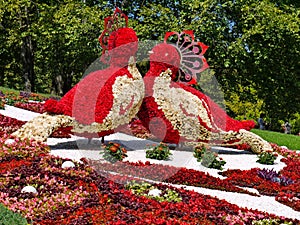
[0,123,299,224]
[219,154,300,211]
[138,68,271,154]
[101,142,128,162]
[145,142,172,160]
[127,118,152,139]
[1,152,297,224]
[0,91,46,107]
[0,113,72,139]
[257,168,294,186]
[11,114,74,142]
[13,102,45,114]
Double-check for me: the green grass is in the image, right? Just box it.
[0,86,60,99]
[0,86,20,95]
[251,129,300,150]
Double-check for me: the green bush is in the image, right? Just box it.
[0,203,29,225]
[193,146,226,170]
[145,143,172,160]
[256,151,278,165]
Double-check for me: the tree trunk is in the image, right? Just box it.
[54,74,64,96]
[20,5,35,92]
[21,35,35,92]
[63,71,73,94]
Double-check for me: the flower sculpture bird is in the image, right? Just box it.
[13,8,145,142]
[137,31,272,153]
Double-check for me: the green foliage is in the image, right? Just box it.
[126,181,182,203]
[193,145,207,162]
[34,0,106,95]
[256,151,278,165]
[0,203,29,225]
[1,0,299,126]
[134,2,180,40]
[201,149,226,170]
[193,145,226,170]
[251,129,300,150]
[252,218,292,225]
[0,86,58,99]
[0,0,106,94]
[224,85,263,120]
[145,143,172,160]
[101,142,128,162]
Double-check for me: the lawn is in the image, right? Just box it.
[251,129,300,150]
[0,86,60,99]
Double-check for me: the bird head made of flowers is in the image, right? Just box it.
[151,30,209,85]
[98,8,138,66]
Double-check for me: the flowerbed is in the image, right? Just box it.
[0,102,300,224]
[0,138,299,224]
[13,102,45,114]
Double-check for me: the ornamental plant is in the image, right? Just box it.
[201,150,226,170]
[145,143,172,160]
[194,145,226,170]
[101,142,128,162]
[257,151,278,165]
[193,145,207,162]
[257,168,294,186]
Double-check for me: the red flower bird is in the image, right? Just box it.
[137,31,271,154]
[13,9,145,142]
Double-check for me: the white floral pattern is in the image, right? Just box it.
[152,69,272,154]
[13,59,144,142]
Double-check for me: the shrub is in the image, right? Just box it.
[256,151,278,165]
[126,181,182,203]
[193,145,226,170]
[145,143,172,160]
[100,142,128,162]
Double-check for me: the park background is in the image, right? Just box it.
[0,0,299,133]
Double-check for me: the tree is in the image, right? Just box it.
[175,0,300,129]
[0,0,107,94]
[1,0,299,129]
[34,0,106,94]
[0,0,37,91]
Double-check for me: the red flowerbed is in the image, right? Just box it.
[88,160,258,196]
[219,155,300,211]
[0,147,298,224]
[14,102,45,114]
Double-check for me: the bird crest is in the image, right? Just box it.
[164,30,209,84]
[98,8,128,58]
